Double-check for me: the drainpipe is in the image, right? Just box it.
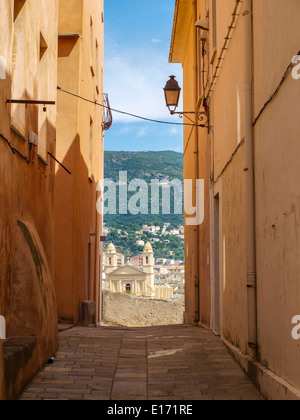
[194,146,200,325]
[0,339,4,400]
[194,0,200,324]
[0,316,5,400]
[243,0,257,353]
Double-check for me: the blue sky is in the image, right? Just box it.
[104,0,183,153]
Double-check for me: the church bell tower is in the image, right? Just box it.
[105,243,117,274]
[143,242,155,297]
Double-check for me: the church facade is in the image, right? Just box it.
[104,243,173,300]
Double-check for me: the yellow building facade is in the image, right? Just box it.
[54,0,105,326]
[0,0,59,400]
[0,0,106,399]
[170,0,300,400]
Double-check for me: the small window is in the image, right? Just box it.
[14,0,26,21]
[40,32,48,61]
[95,40,99,94]
[11,9,26,136]
[90,17,95,76]
[0,315,6,340]
[210,0,217,64]
[88,118,93,178]
[0,56,6,79]
[126,284,131,292]
[146,256,149,264]
[212,0,217,50]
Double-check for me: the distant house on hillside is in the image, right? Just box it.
[167,266,185,274]
[154,265,170,276]
[129,254,144,268]
[165,272,185,284]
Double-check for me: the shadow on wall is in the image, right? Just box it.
[3,220,58,400]
[54,134,101,326]
[11,221,58,344]
[0,64,58,399]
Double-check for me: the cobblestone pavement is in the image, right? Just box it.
[18,324,263,400]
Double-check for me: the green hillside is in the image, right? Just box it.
[103,151,184,258]
[104,150,183,181]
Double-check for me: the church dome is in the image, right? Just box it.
[143,242,153,252]
[107,243,116,253]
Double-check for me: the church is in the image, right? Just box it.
[104,242,173,300]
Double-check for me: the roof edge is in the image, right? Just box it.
[169,0,180,63]
[169,0,193,64]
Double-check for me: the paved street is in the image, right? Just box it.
[18,324,263,400]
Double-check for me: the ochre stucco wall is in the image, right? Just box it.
[253,0,300,392]
[170,0,300,399]
[0,0,59,400]
[171,0,211,328]
[55,0,104,325]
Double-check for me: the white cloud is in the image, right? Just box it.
[169,127,179,135]
[151,38,162,43]
[104,44,182,124]
[136,126,148,138]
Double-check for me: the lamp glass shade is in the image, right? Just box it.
[164,75,181,111]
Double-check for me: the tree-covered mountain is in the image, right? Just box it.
[104,150,183,181]
[103,151,184,259]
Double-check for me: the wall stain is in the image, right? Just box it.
[17,220,47,312]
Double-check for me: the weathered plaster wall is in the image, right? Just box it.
[55,0,104,325]
[0,0,59,400]
[253,0,300,393]
[169,0,300,399]
[220,146,248,353]
[11,222,58,355]
[103,290,184,328]
[174,1,206,327]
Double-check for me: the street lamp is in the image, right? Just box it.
[163,75,209,129]
[164,75,181,113]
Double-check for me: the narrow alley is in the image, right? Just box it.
[18,324,262,401]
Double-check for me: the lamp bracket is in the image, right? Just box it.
[170,110,210,129]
